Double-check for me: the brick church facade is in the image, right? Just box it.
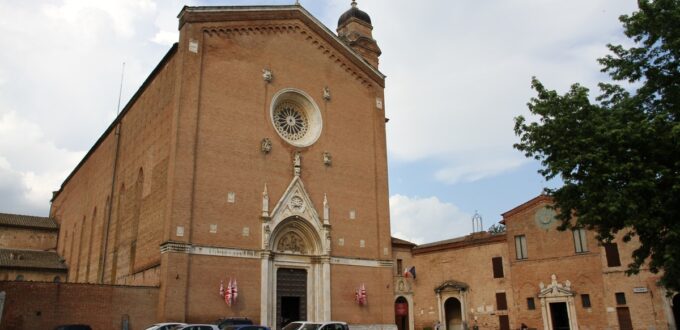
[1,2,679,330]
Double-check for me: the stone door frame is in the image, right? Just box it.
[538,274,579,330]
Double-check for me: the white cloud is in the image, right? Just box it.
[390,194,472,244]
[151,30,178,45]
[0,110,84,215]
[369,0,638,183]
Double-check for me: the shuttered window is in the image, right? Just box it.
[515,235,528,260]
[573,228,588,253]
[604,243,621,267]
[499,315,510,330]
[492,257,504,278]
[496,292,508,310]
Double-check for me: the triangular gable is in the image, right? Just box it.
[178,5,385,87]
[269,176,321,231]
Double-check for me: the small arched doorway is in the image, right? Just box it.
[673,294,680,328]
[395,296,409,330]
[444,298,463,330]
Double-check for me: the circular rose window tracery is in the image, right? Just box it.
[273,101,308,141]
[270,89,322,147]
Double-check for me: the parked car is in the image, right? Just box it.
[216,317,254,329]
[282,321,349,330]
[222,325,271,330]
[145,322,188,330]
[54,325,92,330]
[176,324,220,330]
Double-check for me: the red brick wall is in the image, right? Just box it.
[0,281,158,330]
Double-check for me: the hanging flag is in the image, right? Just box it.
[219,280,225,298]
[232,279,239,304]
[403,266,416,279]
[360,283,367,305]
[225,279,233,306]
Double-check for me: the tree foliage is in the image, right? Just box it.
[488,223,506,234]
[514,0,680,291]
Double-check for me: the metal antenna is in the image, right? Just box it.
[116,62,126,115]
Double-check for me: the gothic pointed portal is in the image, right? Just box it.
[260,175,331,327]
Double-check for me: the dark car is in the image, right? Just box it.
[222,325,270,330]
[54,325,92,330]
[216,317,253,329]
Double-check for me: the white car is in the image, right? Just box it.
[175,325,220,330]
[145,323,187,330]
[282,321,349,330]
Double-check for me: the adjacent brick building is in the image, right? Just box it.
[391,195,680,330]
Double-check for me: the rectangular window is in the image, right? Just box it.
[515,235,528,260]
[396,259,403,276]
[581,294,591,308]
[615,292,626,305]
[492,257,504,278]
[604,243,622,267]
[496,292,508,310]
[573,228,588,253]
[527,297,536,310]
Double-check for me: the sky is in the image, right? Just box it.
[0,0,638,244]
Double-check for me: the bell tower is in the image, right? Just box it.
[337,1,382,68]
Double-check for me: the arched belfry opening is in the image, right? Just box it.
[260,176,331,328]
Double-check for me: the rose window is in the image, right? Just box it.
[270,88,322,147]
[273,101,308,141]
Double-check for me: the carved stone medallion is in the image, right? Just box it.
[289,196,305,212]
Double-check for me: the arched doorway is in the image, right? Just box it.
[444,298,463,330]
[673,294,680,328]
[395,296,409,330]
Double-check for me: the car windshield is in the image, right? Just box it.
[283,323,321,330]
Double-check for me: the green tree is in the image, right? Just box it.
[514,0,680,291]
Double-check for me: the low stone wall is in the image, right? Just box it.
[0,281,158,330]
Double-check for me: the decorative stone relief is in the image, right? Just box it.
[262,184,269,217]
[349,209,356,219]
[277,232,306,253]
[323,194,330,224]
[293,151,301,177]
[176,226,184,237]
[242,227,250,237]
[323,151,332,166]
[263,225,271,249]
[261,138,272,154]
[262,68,273,82]
[360,239,365,248]
[338,238,345,246]
[375,97,383,109]
[227,192,236,203]
[323,86,331,101]
[210,224,217,233]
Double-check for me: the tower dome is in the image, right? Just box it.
[337,0,372,28]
